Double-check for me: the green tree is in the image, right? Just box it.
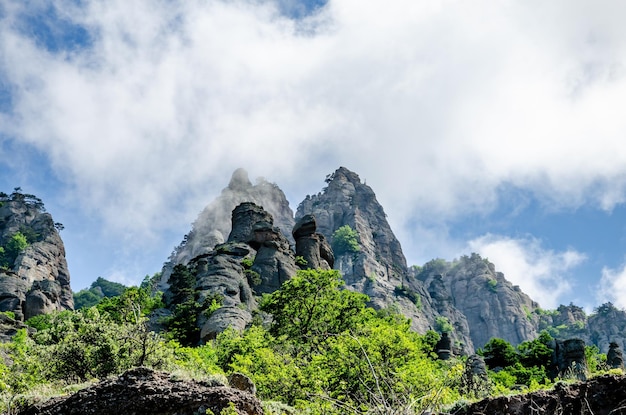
[517,330,553,369]
[259,269,369,347]
[331,225,360,256]
[479,338,519,369]
[1,231,29,268]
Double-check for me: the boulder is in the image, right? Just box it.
[16,367,264,415]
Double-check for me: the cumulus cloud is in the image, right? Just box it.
[599,263,626,309]
[1,0,626,287]
[468,234,586,308]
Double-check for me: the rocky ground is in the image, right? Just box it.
[455,374,626,415]
[15,367,264,415]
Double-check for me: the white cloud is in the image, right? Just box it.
[468,234,586,309]
[599,264,626,309]
[2,0,626,288]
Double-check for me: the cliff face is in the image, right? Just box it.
[164,202,299,342]
[534,303,626,353]
[295,167,475,352]
[0,191,73,322]
[412,254,541,351]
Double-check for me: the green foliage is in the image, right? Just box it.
[435,316,454,334]
[486,278,498,292]
[294,255,308,267]
[73,277,128,309]
[96,286,163,324]
[0,231,30,268]
[244,269,262,286]
[585,345,607,374]
[260,269,369,347]
[479,338,519,369]
[517,331,553,369]
[331,225,360,256]
[241,257,254,269]
[0,310,16,320]
[73,288,103,310]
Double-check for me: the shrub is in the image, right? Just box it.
[331,225,360,256]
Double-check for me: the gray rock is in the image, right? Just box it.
[165,203,298,342]
[296,167,472,351]
[292,214,334,270]
[553,338,588,380]
[607,342,624,369]
[228,372,257,395]
[0,194,73,323]
[160,169,295,289]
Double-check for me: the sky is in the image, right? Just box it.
[2,0,626,312]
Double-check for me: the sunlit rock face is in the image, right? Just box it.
[294,167,477,351]
[0,192,73,322]
[414,254,540,351]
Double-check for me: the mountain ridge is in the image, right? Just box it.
[159,166,626,353]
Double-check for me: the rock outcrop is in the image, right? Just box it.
[0,191,73,322]
[164,202,299,342]
[292,214,334,270]
[160,169,295,289]
[456,374,626,415]
[162,167,626,355]
[17,367,264,415]
[535,302,626,354]
[413,254,540,351]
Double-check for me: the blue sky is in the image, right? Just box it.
[2,0,626,311]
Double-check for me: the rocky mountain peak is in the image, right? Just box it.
[159,169,295,288]
[0,190,73,322]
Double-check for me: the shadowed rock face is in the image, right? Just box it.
[456,374,626,415]
[165,202,299,342]
[0,195,73,323]
[292,214,334,270]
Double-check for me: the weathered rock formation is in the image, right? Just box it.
[164,202,299,342]
[296,167,474,352]
[607,342,624,369]
[0,191,73,322]
[553,338,588,380]
[292,214,334,270]
[162,167,626,355]
[413,254,541,351]
[534,302,626,354]
[16,367,263,415]
[160,169,295,289]
[0,312,34,343]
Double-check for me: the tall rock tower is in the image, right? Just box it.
[0,190,73,321]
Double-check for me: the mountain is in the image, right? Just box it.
[0,189,73,322]
[155,167,626,353]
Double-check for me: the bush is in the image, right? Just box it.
[331,225,360,256]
